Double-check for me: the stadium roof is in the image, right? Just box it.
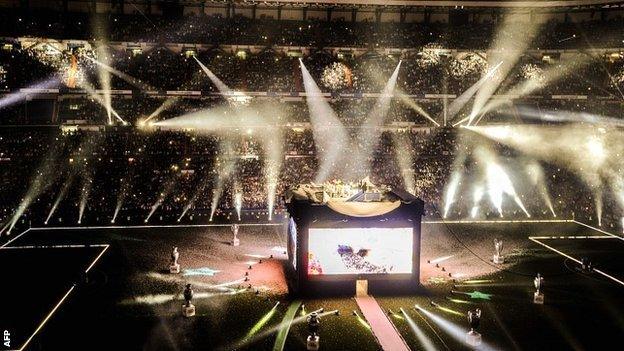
[233,0,624,8]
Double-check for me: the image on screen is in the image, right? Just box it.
[307,227,412,275]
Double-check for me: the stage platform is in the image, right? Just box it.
[355,296,410,351]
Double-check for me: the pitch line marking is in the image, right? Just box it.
[0,244,109,250]
[529,237,624,287]
[424,219,573,224]
[0,228,32,248]
[1,244,111,351]
[528,235,614,240]
[572,220,624,241]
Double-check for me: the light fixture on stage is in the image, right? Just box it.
[0,76,59,110]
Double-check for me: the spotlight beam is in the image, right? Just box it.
[227,308,333,351]
[0,76,59,110]
[477,54,594,118]
[443,172,462,218]
[397,90,440,127]
[142,97,180,124]
[466,123,617,221]
[525,161,556,217]
[260,131,283,221]
[97,46,112,125]
[469,11,549,125]
[84,55,155,91]
[392,132,416,194]
[78,79,127,125]
[209,141,238,221]
[193,56,233,94]
[299,59,349,183]
[45,175,75,224]
[415,305,501,351]
[351,61,402,178]
[7,140,65,233]
[145,172,181,223]
[246,301,281,339]
[399,308,437,351]
[448,60,503,124]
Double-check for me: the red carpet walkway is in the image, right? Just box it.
[355,296,411,351]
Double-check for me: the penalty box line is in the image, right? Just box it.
[529,237,624,288]
[572,220,624,241]
[0,242,111,351]
[528,235,614,240]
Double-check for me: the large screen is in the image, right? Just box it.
[307,227,413,275]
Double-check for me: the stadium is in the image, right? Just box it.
[1,0,624,350]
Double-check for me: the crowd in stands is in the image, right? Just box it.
[0,9,623,49]
[1,42,623,119]
[0,7,623,236]
[0,119,619,235]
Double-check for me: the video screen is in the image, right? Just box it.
[307,227,412,275]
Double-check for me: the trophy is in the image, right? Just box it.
[231,224,240,246]
[493,238,504,264]
[182,283,196,317]
[306,312,320,351]
[466,308,482,346]
[533,273,545,304]
[169,247,180,274]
